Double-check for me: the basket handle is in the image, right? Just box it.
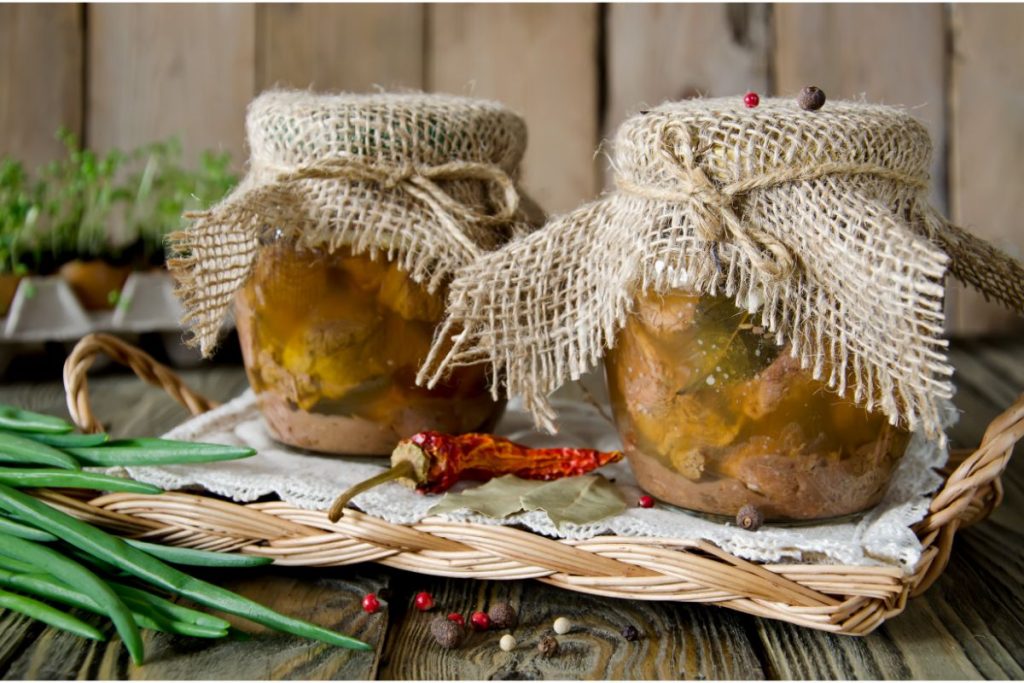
[63,333,218,433]
[918,392,1024,534]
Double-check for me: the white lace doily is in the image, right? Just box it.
[114,389,956,572]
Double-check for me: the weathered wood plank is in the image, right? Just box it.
[86,4,255,169]
[428,4,600,215]
[947,5,1024,336]
[257,4,424,92]
[0,570,388,680]
[0,4,83,167]
[773,3,948,210]
[377,571,765,679]
[605,5,770,142]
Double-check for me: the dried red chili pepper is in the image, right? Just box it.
[327,432,623,521]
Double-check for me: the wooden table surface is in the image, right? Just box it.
[0,338,1021,680]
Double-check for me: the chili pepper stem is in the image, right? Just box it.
[328,460,417,522]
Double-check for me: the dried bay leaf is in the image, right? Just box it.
[521,476,626,529]
[427,474,625,530]
[427,475,538,518]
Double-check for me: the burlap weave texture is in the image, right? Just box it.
[169,90,537,356]
[420,97,1024,441]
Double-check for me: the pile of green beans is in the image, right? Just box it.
[0,403,371,662]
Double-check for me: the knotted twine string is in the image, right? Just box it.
[185,156,522,263]
[613,120,930,282]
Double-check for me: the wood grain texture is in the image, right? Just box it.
[0,570,389,680]
[86,4,255,169]
[0,4,83,167]
[428,4,600,215]
[258,4,424,92]
[773,3,948,210]
[605,4,770,145]
[947,4,1024,336]
[377,571,766,679]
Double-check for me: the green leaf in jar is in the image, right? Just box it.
[676,298,781,394]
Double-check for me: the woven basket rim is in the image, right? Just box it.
[51,333,1023,637]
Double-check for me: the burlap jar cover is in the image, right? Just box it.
[419,97,1024,442]
[169,90,538,357]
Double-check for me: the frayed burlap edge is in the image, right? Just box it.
[168,159,540,357]
[418,118,1024,443]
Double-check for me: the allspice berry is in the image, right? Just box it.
[430,615,465,649]
[797,86,827,111]
[488,602,518,630]
[537,635,559,658]
[736,504,765,531]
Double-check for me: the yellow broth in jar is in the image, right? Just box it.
[605,290,910,520]
[235,242,502,455]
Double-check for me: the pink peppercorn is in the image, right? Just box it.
[470,611,491,631]
[414,591,435,611]
[362,593,381,613]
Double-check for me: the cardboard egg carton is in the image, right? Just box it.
[1,271,192,342]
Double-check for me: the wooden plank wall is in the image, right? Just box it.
[1,3,1021,335]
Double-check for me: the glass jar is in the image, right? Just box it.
[235,240,503,455]
[604,289,910,521]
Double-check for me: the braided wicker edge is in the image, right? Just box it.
[39,333,1023,636]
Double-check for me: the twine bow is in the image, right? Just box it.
[187,156,523,261]
[615,121,931,282]
[174,155,524,356]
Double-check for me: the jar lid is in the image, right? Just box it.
[246,91,528,174]
[614,97,932,190]
[171,90,537,359]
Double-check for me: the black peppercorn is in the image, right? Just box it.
[537,635,559,657]
[797,86,827,111]
[430,615,465,649]
[621,624,640,641]
[488,602,518,630]
[736,504,764,531]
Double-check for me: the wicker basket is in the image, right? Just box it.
[40,333,1024,636]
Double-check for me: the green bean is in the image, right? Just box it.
[125,539,273,568]
[0,484,370,651]
[0,514,57,542]
[0,531,144,664]
[66,438,256,467]
[0,405,73,435]
[0,569,226,639]
[108,580,231,631]
[0,468,161,494]
[0,432,80,470]
[0,551,38,573]
[18,431,110,448]
[55,551,230,632]
[0,587,105,641]
[66,547,127,578]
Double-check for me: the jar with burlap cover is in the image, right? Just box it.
[169,90,539,357]
[419,97,1024,442]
